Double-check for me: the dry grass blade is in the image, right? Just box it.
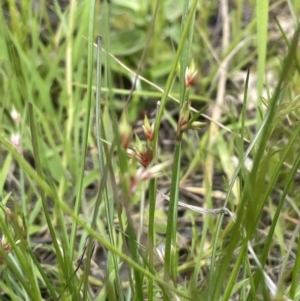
[157,191,236,221]
[247,243,292,301]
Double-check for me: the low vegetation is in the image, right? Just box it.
[1,0,300,300]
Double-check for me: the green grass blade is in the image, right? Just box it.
[256,0,269,114]
[289,233,300,298]
[70,0,96,255]
[28,103,79,299]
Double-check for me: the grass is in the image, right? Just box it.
[0,0,300,300]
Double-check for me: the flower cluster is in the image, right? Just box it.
[177,101,204,140]
[185,58,198,88]
[10,107,22,154]
[119,110,162,194]
[119,111,154,169]
[118,57,201,192]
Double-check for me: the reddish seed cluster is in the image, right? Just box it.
[135,145,153,168]
[120,111,154,169]
[185,58,198,88]
[142,114,154,142]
